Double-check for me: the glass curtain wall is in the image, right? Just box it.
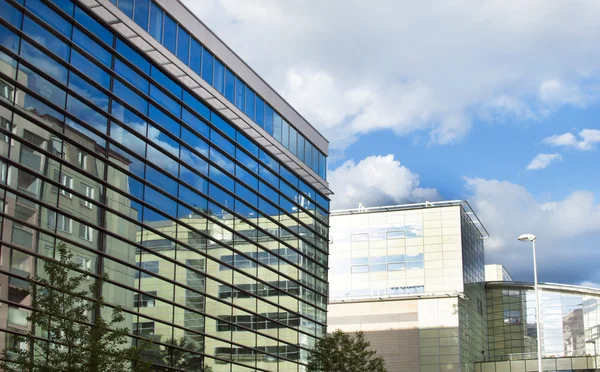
[0,1,329,371]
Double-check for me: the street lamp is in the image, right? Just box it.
[518,233,542,372]
[586,340,597,371]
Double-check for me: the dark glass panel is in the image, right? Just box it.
[151,65,182,99]
[234,76,244,110]
[72,28,111,67]
[255,96,264,128]
[115,58,149,93]
[305,141,312,165]
[177,26,190,64]
[133,0,150,30]
[26,0,72,37]
[281,120,289,148]
[0,25,19,53]
[163,13,176,54]
[22,16,70,61]
[73,6,113,46]
[70,50,110,90]
[149,84,180,116]
[109,121,146,159]
[225,68,235,102]
[117,0,134,18]
[116,38,150,75]
[183,91,210,122]
[149,2,163,42]
[213,59,224,94]
[201,47,213,84]
[20,40,68,84]
[112,79,148,115]
[245,87,255,121]
[0,0,22,28]
[312,146,318,172]
[189,38,202,71]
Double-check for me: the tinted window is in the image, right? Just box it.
[264,105,273,135]
[74,6,113,46]
[201,48,213,84]
[189,38,202,71]
[225,68,235,102]
[245,87,255,120]
[273,112,282,142]
[68,73,109,111]
[255,96,264,128]
[0,0,22,28]
[116,38,150,74]
[113,80,148,114]
[22,17,70,61]
[149,3,163,42]
[20,41,68,84]
[151,66,182,99]
[0,25,19,53]
[72,28,111,67]
[183,91,210,121]
[150,84,181,116]
[26,0,72,37]
[115,58,149,93]
[234,76,244,110]
[182,109,209,138]
[117,0,134,18]
[133,0,150,30]
[177,26,190,64]
[70,50,110,89]
[213,59,225,94]
[163,13,176,54]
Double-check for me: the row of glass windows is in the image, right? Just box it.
[109,0,327,180]
[0,2,330,267]
[0,0,329,217]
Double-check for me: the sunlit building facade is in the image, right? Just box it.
[328,201,489,372]
[0,0,330,371]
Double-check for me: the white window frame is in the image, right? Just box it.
[53,170,73,198]
[56,214,72,233]
[80,183,94,209]
[79,223,93,242]
[78,152,87,171]
[76,256,91,271]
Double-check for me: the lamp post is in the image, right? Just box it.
[586,340,597,371]
[518,233,542,372]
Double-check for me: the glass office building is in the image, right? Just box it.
[328,201,488,372]
[0,0,330,371]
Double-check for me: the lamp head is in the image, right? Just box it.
[517,234,536,242]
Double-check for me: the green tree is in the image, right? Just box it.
[0,242,151,372]
[307,330,387,372]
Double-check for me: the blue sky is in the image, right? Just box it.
[183,0,600,286]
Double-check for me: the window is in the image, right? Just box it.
[136,261,159,278]
[57,214,72,233]
[78,151,87,170]
[132,322,154,337]
[76,256,91,271]
[0,117,11,143]
[134,291,157,308]
[53,170,73,198]
[50,137,63,157]
[81,183,94,209]
[79,223,93,242]
[0,80,14,102]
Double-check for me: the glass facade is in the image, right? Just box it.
[328,203,488,372]
[109,0,327,180]
[487,284,600,362]
[0,0,329,371]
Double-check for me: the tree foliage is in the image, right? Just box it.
[0,243,151,372]
[307,330,387,372]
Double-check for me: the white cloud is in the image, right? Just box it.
[526,153,562,170]
[183,0,600,150]
[465,177,600,284]
[328,154,441,210]
[542,129,600,150]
